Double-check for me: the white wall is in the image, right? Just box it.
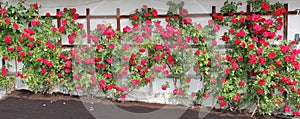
[5,0,299,40]
[2,0,300,105]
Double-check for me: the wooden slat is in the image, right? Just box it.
[57,9,62,50]
[0,4,4,68]
[284,4,288,41]
[41,10,299,20]
[247,4,252,80]
[212,6,216,20]
[116,8,121,31]
[86,8,91,44]
[247,4,251,15]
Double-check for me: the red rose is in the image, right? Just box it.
[3,56,8,60]
[280,46,290,54]
[219,101,226,107]
[108,44,114,49]
[229,29,235,34]
[78,23,84,30]
[253,24,261,31]
[131,79,141,85]
[222,78,227,83]
[281,77,290,83]
[68,36,75,44]
[239,81,245,86]
[251,14,260,22]
[275,60,282,66]
[16,46,22,51]
[52,27,57,32]
[41,68,47,74]
[131,14,138,20]
[181,9,188,16]
[164,70,169,76]
[248,58,256,65]
[274,10,281,16]
[71,8,77,14]
[121,94,126,99]
[4,17,10,24]
[173,89,178,95]
[31,20,40,26]
[214,25,220,31]
[281,8,286,13]
[193,38,199,43]
[208,20,214,25]
[59,26,65,33]
[256,48,263,54]
[30,3,39,9]
[185,77,191,83]
[218,96,224,100]
[8,46,14,52]
[222,35,229,42]
[161,85,167,90]
[144,12,150,17]
[231,17,238,23]
[0,8,7,14]
[258,56,266,65]
[154,44,164,50]
[268,52,276,59]
[3,35,11,43]
[203,94,209,98]
[183,18,192,24]
[62,20,68,26]
[152,9,158,16]
[56,11,63,17]
[293,112,300,117]
[238,16,245,22]
[13,23,19,29]
[258,79,266,85]
[212,40,217,46]
[284,105,290,113]
[236,30,246,37]
[195,50,200,55]
[2,68,8,76]
[19,52,26,57]
[44,13,51,17]
[107,58,113,64]
[261,2,270,11]
[231,63,239,69]
[217,14,223,21]
[224,55,232,61]
[248,44,255,50]
[257,88,264,95]
[237,56,243,61]
[123,26,131,33]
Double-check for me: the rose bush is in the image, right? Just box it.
[1,0,300,117]
[214,0,300,116]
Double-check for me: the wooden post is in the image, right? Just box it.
[56,9,62,50]
[116,8,121,31]
[211,6,216,19]
[283,4,288,41]
[247,4,251,15]
[86,8,91,44]
[0,3,5,68]
[247,4,252,80]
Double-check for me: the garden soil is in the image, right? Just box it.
[0,90,286,119]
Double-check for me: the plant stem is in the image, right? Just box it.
[13,58,18,90]
[251,99,259,117]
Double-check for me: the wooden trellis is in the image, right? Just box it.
[0,4,299,68]
[49,4,297,49]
